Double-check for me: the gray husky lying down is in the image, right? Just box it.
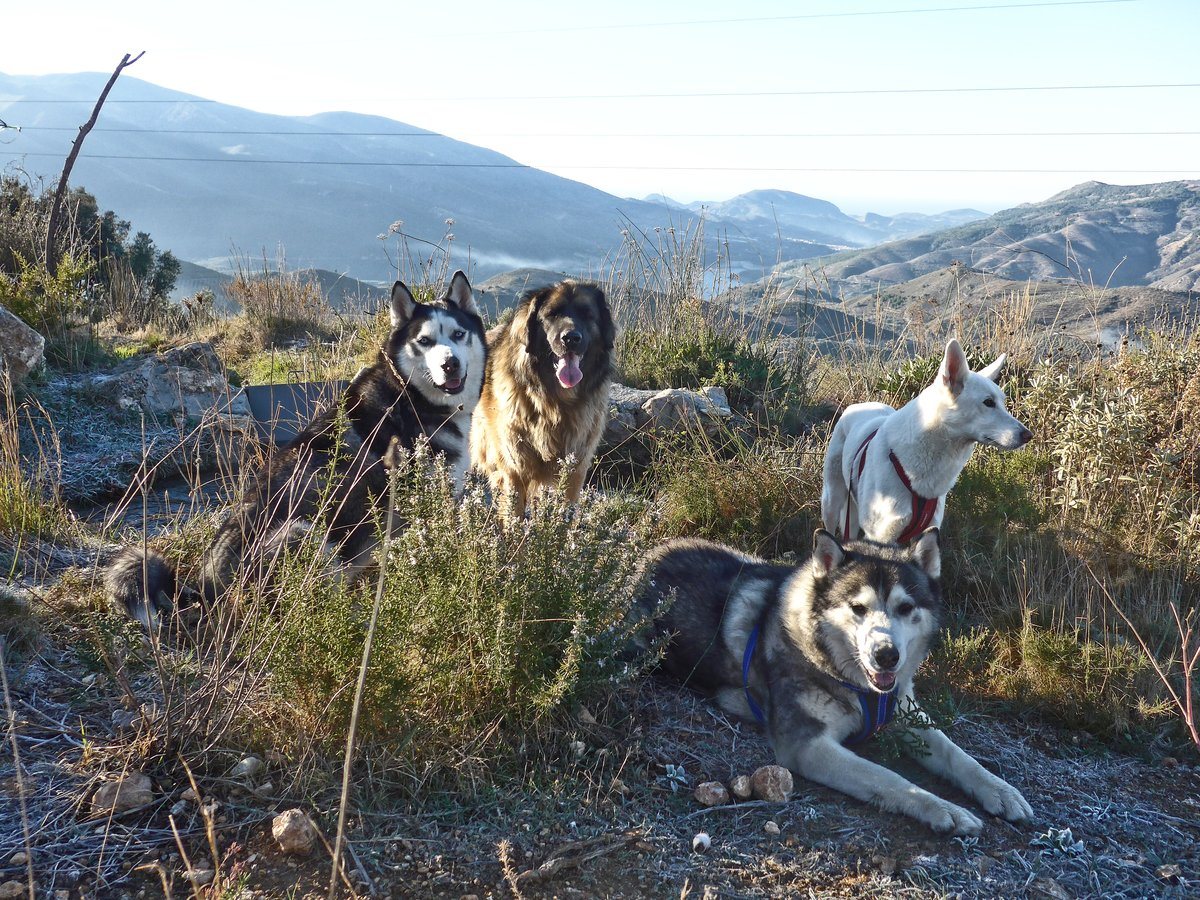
[635,528,1032,834]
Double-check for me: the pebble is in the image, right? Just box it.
[763,820,781,836]
[169,800,189,818]
[693,781,730,807]
[93,771,154,814]
[272,808,318,857]
[231,755,264,779]
[0,882,24,900]
[872,853,898,875]
[6,853,27,866]
[750,765,793,802]
[692,832,711,853]
[180,787,199,803]
[728,775,752,800]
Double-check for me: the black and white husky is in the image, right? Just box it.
[635,529,1032,835]
[107,271,487,627]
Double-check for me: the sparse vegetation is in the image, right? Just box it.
[2,217,1198,898]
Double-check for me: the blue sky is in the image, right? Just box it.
[3,0,1198,213]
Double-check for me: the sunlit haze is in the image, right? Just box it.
[2,0,1198,214]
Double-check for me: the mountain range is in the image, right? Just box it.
[1,71,983,284]
[764,180,1200,299]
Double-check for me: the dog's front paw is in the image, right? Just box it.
[915,797,983,835]
[971,774,1033,823]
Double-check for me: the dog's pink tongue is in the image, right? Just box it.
[556,353,583,389]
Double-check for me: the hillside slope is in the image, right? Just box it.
[768,180,1200,297]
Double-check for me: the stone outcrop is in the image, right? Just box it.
[0,306,45,380]
[85,341,251,426]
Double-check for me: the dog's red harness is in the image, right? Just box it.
[845,430,938,545]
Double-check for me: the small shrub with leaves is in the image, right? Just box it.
[240,444,652,787]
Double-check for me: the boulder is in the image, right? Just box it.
[85,341,252,427]
[0,305,45,380]
[600,382,741,463]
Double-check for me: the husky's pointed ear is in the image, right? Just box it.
[811,529,845,577]
[444,270,480,317]
[390,280,418,328]
[909,527,942,579]
[977,352,1007,383]
[939,339,969,396]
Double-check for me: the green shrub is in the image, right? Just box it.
[651,425,821,557]
[240,445,651,787]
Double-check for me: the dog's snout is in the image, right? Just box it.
[1018,428,1033,446]
[441,356,461,374]
[561,329,582,350]
[873,645,900,671]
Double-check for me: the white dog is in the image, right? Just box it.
[822,339,1031,544]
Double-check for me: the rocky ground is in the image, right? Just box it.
[2,342,1198,898]
[1,633,1197,899]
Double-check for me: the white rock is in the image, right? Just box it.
[6,852,27,866]
[750,765,793,802]
[272,808,317,857]
[0,305,45,379]
[694,781,731,807]
[0,881,26,899]
[231,755,264,779]
[729,775,753,801]
[691,832,711,853]
[763,820,781,836]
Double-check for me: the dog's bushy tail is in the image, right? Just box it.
[104,546,187,629]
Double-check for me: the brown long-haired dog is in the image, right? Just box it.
[470,280,616,514]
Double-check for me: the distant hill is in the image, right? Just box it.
[3,71,984,286]
[174,260,385,313]
[766,180,1200,299]
[848,262,1200,348]
[647,189,986,245]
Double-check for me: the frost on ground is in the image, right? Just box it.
[1,646,1196,899]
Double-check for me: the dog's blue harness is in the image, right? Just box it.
[742,623,897,745]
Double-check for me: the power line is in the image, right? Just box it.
[13,126,1200,139]
[5,81,1197,104]
[1,151,1194,175]
[463,0,1139,35]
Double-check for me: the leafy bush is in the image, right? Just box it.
[239,445,651,786]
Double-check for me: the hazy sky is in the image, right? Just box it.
[3,0,1198,214]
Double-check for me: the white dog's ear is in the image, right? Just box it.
[812,529,845,576]
[390,280,418,328]
[939,339,969,396]
[909,528,941,579]
[977,353,1007,383]
[444,270,480,317]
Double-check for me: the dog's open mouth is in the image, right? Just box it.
[866,669,896,692]
[440,377,465,395]
[555,352,583,389]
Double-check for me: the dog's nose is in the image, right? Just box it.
[562,330,582,350]
[1018,428,1033,445]
[873,645,900,671]
[441,356,461,374]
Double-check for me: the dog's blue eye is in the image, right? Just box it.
[452,329,466,341]
[850,603,868,617]
[896,602,915,616]
[416,336,433,347]
[983,398,996,408]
